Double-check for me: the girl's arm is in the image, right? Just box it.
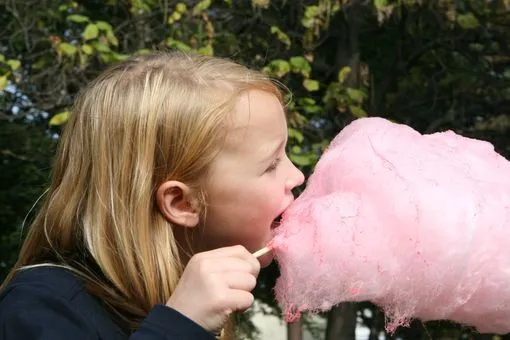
[0,287,214,339]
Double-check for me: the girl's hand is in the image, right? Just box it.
[165,245,260,332]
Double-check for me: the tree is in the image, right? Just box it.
[1,0,509,339]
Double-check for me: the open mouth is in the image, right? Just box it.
[271,214,283,230]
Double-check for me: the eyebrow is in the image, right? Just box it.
[260,139,286,163]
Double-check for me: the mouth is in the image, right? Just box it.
[271,214,283,230]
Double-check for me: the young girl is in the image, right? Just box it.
[0,51,304,339]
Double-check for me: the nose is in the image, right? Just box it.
[286,159,305,191]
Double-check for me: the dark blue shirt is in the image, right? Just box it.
[0,267,214,339]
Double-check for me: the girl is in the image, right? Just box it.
[0,52,304,339]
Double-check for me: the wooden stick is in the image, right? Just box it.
[252,246,272,258]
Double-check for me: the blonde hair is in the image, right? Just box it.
[2,51,283,335]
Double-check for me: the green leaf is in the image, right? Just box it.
[198,44,214,56]
[92,42,110,53]
[457,13,479,29]
[270,26,291,48]
[346,88,366,103]
[266,59,291,78]
[99,53,113,63]
[168,11,182,24]
[288,128,304,143]
[304,5,319,18]
[96,21,113,31]
[290,56,311,77]
[192,0,211,16]
[7,59,21,71]
[291,145,302,153]
[301,5,320,28]
[130,0,151,14]
[79,52,88,66]
[81,44,94,55]
[67,14,90,23]
[349,105,368,118]
[32,57,48,70]
[0,54,5,63]
[374,0,388,10]
[175,2,187,13]
[303,104,322,114]
[0,75,8,90]
[303,79,319,92]
[83,24,99,40]
[111,52,129,61]
[301,17,315,28]
[49,111,70,126]
[338,66,352,84]
[290,154,312,166]
[298,97,316,106]
[106,31,119,46]
[59,43,78,56]
[301,5,321,28]
[166,38,192,52]
[298,97,322,113]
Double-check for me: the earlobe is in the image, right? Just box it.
[156,181,200,228]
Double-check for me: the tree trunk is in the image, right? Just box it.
[325,303,357,340]
[287,319,303,340]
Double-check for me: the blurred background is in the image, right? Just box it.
[1,0,509,339]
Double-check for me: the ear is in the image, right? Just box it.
[156,181,200,228]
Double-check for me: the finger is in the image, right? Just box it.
[225,272,257,291]
[224,290,255,312]
[205,257,259,277]
[196,246,260,276]
[224,245,261,276]
[199,245,250,258]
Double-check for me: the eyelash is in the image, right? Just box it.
[266,157,282,172]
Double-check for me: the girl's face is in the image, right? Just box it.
[201,90,305,267]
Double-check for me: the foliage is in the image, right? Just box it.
[0,115,55,276]
[1,0,509,339]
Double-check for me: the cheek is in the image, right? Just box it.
[263,177,287,206]
[248,182,282,213]
[204,177,283,225]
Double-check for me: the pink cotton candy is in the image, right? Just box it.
[272,117,510,334]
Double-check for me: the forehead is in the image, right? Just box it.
[223,90,287,150]
[206,90,287,182]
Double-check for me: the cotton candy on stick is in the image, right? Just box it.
[269,117,510,334]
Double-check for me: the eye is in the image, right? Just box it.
[266,157,282,172]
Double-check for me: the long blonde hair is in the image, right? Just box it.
[2,52,283,335]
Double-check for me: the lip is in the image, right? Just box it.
[271,215,283,230]
[271,198,294,230]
